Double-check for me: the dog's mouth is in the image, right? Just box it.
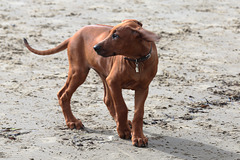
[97,52,117,57]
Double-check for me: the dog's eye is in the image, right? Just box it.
[112,33,119,39]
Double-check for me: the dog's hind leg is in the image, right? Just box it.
[58,67,89,129]
[102,78,116,120]
[57,79,69,100]
[57,38,92,129]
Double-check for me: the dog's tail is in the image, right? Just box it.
[23,38,70,55]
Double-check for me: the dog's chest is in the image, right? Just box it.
[122,74,149,90]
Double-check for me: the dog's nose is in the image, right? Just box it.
[93,44,101,53]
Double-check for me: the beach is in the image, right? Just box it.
[0,0,240,159]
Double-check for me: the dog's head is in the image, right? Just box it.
[93,19,160,58]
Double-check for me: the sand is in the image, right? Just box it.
[0,0,239,159]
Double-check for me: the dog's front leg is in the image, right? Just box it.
[132,88,149,147]
[106,78,131,139]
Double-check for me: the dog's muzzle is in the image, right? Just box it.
[93,44,102,54]
[94,44,116,57]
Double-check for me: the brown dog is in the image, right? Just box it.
[24,19,159,147]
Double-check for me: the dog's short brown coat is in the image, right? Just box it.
[24,19,159,147]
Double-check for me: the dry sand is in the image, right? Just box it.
[0,0,240,159]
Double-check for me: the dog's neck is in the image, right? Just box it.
[124,42,152,63]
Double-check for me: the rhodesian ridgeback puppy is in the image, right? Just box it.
[24,19,159,147]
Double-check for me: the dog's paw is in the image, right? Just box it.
[66,119,84,130]
[117,126,131,139]
[132,135,148,147]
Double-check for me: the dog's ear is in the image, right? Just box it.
[122,19,143,27]
[132,27,160,42]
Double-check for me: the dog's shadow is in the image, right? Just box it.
[68,126,239,159]
[146,131,240,160]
